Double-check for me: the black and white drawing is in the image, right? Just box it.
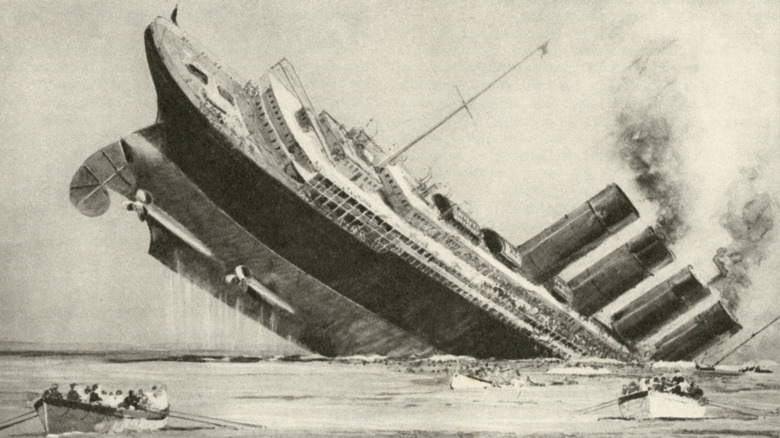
[2,1,778,436]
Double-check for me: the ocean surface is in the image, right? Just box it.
[1,351,779,437]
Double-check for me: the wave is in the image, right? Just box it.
[569,357,626,365]
[547,366,611,375]
[651,360,697,370]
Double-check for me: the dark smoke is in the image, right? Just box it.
[710,168,775,312]
[611,39,691,243]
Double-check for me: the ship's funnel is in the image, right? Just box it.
[516,184,639,284]
[611,266,711,341]
[567,227,674,317]
[649,301,742,361]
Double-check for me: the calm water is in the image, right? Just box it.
[1,352,779,437]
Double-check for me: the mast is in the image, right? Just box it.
[710,314,780,366]
[375,39,550,168]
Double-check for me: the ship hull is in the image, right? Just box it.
[142,22,550,359]
[121,125,438,356]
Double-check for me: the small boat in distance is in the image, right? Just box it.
[618,390,706,420]
[739,365,774,374]
[33,398,168,435]
[450,373,492,389]
[693,362,741,376]
[696,315,780,375]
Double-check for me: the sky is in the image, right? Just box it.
[1,1,778,362]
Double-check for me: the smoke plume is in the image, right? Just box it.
[709,167,775,312]
[611,39,692,244]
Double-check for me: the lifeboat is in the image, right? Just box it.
[33,398,168,435]
[618,390,706,419]
[449,373,492,389]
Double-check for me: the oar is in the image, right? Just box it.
[580,401,618,414]
[0,413,37,431]
[578,398,619,414]
[707,401,760,418]
[168,410,266,429]
[0,410,36,426]
[140,407,266,430]
[708,400,775,416]
[166,413,240,429]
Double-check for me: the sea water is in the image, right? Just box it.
[1,352,779,437]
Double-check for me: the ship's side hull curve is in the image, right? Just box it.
[144,21,551,359]
[118,125,439,356]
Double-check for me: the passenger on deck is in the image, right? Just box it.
[120,390,140,410]
[137,389,149,408]
[651,376,662,391]
[159,385,169,408]
[687,381,704,400]
[104,391,116,408]
[669,375,686,394]
[42,384,62,400]
[659,376,669,392]
[89,387,103,404]
[79,385,91,402]
[67,383,81,401]
[679,377,690,393]
[623,380,640,395]
[109,390,123,408]
[147,385,170,411]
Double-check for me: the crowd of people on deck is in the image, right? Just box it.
[41,383,169,410]
[479,282,622,359]
[622,373,704,400]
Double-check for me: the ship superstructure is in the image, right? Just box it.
[70,16,741,361]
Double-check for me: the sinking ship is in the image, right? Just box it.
[69,16,741,361]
